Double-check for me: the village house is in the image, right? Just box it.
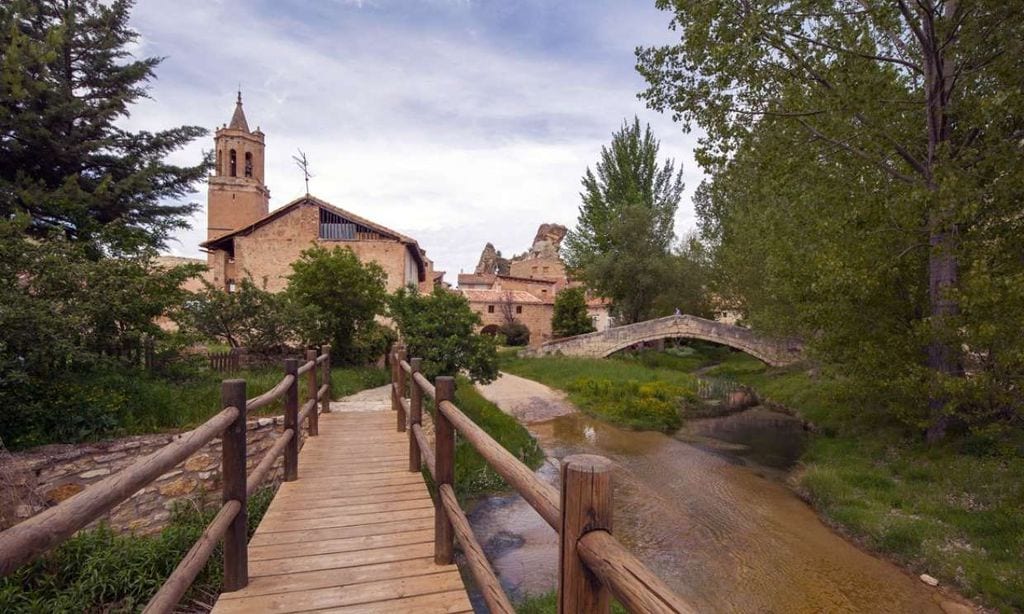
[458,227,611,346]
[190,94,438,294]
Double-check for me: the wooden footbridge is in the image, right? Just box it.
[0,344,695,613]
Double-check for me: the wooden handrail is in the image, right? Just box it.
[247,429,294,497]
[0,405,239,576]
[143,500,241,613]
[247,374,295,411]
[438,399,560,529]
[396,346,692,614]
[439,484,515,614]
[0,345,330,613]
[578,530,696,614]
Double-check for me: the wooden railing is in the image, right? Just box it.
[389,344,697,614]
[0,345,333,613]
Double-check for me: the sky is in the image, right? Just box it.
[126,0,705,277]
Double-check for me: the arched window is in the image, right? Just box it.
[216,149,223,175]
[244,152,253,178]
[229,149,237,177]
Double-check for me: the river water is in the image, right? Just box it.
[468,373,969,613]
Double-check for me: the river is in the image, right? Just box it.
[468,372,971,613]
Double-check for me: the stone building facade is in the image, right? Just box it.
[459,225,611,346]
[198,95,437,294]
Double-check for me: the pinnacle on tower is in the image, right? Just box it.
[229,90,250,132]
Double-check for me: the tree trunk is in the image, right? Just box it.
[924,217,963,443]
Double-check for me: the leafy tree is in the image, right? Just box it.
[563,118,683,324]
[638,1,1024,440]
[0,0,209,251]
[180,276,295,354]
[552,287,596,338]
[388,287,498,383]
[652,233,715,319]
[286,245,387,364]
[498,322,531,347]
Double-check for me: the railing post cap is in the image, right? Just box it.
[410,357,422,369]
[561,454,614,474]
[222,378,246,386]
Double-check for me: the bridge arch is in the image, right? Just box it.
[525,315,802,367]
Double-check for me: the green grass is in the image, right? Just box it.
[499,355,699,431]
[445,377,545,499]
[2,364,390,450]
[0,487,276,612]
[515,591,627,613]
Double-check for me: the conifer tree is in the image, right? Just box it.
[0,0,209,251]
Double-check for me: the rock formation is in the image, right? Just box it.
[526,223,568,259]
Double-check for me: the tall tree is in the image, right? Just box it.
[563,117,684,324]
[0,0,209,251]
[638,1,1024,440]
[552,287,596,338]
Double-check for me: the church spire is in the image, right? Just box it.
[228,90,250,132]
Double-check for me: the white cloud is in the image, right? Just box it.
[126,0,705,276]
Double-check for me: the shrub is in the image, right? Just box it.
[567,377,686,431]
[499,322,531,347]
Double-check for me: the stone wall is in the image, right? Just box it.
[472,302,555,347]
[1,409,319,535]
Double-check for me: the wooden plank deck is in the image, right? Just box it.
[211,409,473,614]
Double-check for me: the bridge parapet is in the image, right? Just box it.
[523,315,803,367]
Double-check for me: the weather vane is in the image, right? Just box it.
[292,149,313,195]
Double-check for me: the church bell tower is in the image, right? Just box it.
[207,92,270,240]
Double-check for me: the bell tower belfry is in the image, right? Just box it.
[207,92,270,240]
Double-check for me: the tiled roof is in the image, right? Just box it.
[199,194,427,281]
[460,289,545,304]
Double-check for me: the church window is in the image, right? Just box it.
[229,149,237,177]
[217,149,223,175]
[244,152,253,178]
[319,208,357,240]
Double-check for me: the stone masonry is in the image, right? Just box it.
[1,408,321,535]
[523,314,804,367]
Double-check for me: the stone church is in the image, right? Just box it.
[196,94,438,294]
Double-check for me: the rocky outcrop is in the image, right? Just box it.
[473,223,568,275]
[526,223,568,260]
[474,242,511,275]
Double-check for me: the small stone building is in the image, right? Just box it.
[198,95,435,294]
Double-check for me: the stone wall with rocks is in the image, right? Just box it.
[1,409,320,535]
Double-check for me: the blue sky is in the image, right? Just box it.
[127,0,703,276]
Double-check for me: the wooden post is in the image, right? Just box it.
[396,346,408,432]
[305,349,319,437]
[408,358,423,472]
[221,379,248,591]
[283,358,299,482]
[558,454,614,614]
[390,344,399,413]
[320,344,331,415]
[434,376,456,564]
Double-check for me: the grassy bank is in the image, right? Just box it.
[447,377,545,499]
[2,364,390,451]
[515,591,627,614]
[0,487,276,612]
[500,355,699,431]
[506,347,1022,611]
[705,354,1024,611]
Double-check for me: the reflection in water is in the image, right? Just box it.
[468,410,956,613]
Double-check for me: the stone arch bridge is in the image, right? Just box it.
[523,314,803,367]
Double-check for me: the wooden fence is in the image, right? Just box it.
[0,345,333,614]
[389,344,697,614]
[208,348,241,373]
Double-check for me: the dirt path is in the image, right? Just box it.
[475,372,576,423]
